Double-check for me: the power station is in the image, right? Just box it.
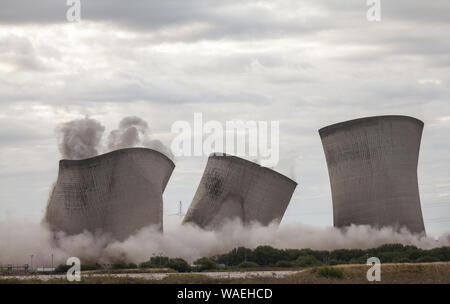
[182,153,297,229]
[44,148,174,241]
[319,115,426,234]
[43,115,428,238]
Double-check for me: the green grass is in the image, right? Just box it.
[316,267,344,279]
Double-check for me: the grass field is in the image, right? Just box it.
[0,262,448,284]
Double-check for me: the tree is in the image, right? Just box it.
[238,261,259,268]
[276,260,295,268]
[166,258,191,273]
[193,257,218,271]
[252,246,285,266]
[54,264,71,274]
[214,247,253,266]
[295,255,323,267]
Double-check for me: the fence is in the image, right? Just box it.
[0,264,29,273]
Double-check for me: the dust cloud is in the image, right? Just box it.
[55,117,105,160]
[0,217,448,266]
[55,116,173,160]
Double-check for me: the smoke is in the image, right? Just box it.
[107,116,174,159]
[107,116,150,151]
[55,117,105,160]
[0,217,448,266]
[103,218,450,264]
[55,116,173,160]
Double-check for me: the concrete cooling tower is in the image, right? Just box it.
[319,115,425,234]
[182,153,297,229]
[44,148,174,241]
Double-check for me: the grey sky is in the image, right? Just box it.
[0,0,449,236]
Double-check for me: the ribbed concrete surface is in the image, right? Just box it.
[44,148,174,240]
[319,115,425,234]
[183,153,297,229]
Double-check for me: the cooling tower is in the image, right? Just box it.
[319,115,425,234]
[44,148,174,241]
[182,153,297,229]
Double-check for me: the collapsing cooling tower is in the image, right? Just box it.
[182,153,297,229]
[44,148,174,241]
[319,115,425,234]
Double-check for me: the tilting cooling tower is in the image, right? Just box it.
[182,153,297,229]
[319,115,425,234]
[44,148,174,241]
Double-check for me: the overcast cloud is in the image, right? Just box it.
[0,0,449,237]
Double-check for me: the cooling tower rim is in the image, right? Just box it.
[59,147,175,167]
[208,152,298,185]
[318,115,424,138]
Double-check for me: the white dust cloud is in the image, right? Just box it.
[0,217,448,266]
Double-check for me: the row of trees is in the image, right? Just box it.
[55,244,450,273]
[134,243,450,271]
[209,244,450,268]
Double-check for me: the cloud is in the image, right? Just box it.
[1,1,449,40]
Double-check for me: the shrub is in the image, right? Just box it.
[415,256,439,263]
[378,252,399,263]
[252,246,285,266]
[215,247,253,266]
[428,247,450,261]
[284,249,302,261]
[329,249,364,262]
[392,257,411,263]
[139,261,154,269]
[82,263,102,271]
[54,264,71,274]
[111,262,137,269]
[237,261,259,268]
[406,248,424,260]
[111,262,127,269]
[139,256,170,268]
[166,258,191,273]
[275,261,295,268]
[316,267,344,279]
[150,256,170,267]
[328,259,346,266]
[375,243,405,252]
[295,255,323,267]
[128,263,138,269]
[193,257,219,271]
[348,258,365,264]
